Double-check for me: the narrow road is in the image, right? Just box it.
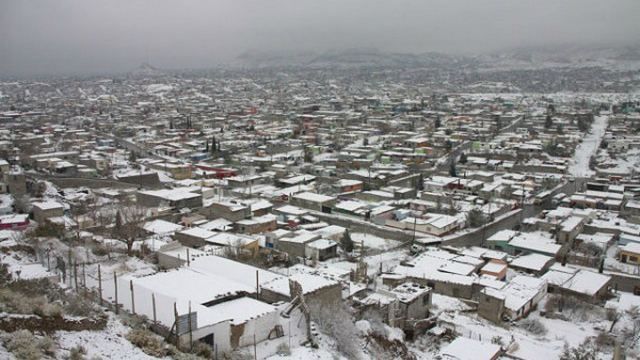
[92,128,162,160]
[568,115,608,177]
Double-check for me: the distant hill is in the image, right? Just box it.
[475,44,640,70]
[129,62,165,77]
[234,48,467,69]
[234,45,640,71]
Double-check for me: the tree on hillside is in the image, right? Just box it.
[467,208,485,228]
[112,204,148,256]
[222,151,232,164]
[304,146,313,163]
[416,173,424,191]
[547,104,556,115]
[459,152,467,164]
[545,115,553,129]
[577,117,590,132]
[342,229,354,253]
[449,161,457,177]
[211,137,217,155]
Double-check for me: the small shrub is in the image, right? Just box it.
[172,353,204,360]
[192,341,213,358]
[594,332,615,349]
[519,318,547,336]
[4,330,41,360]
[276,342,291,356]
[67,345,87,360]
[64,295,98,317]
[120,314,148,330]
[0,288,37,314]
[3,330,56,360]
[126,328,168,357]
[91,244,110,257]
[606,308,619,322]
[560,340,597,360]
[491,336,504,346]
[34,302,64,318]
[38,335,56,357]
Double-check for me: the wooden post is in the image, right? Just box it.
[212,333,216,359]
[188,301,193,351]
[46,251,50,271]
[114,272,119,314]
[152,293,157,324]
[173,302,179,347]
[98,264,103,306]
[73,261,79,291]
[288,320,291,350]
[130,280,136,314]
[256,270,259,300]
[253,334,257,360]
[82,263,87,295]
[67,249,73,284]
[186,248,190,266]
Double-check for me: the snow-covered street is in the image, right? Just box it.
[568,114,609,177]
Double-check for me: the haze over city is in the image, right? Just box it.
[2,0,640,75]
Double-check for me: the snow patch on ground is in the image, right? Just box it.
[351,233,400,251]
[55,313,156,360]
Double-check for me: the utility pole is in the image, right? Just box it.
[412,216,418,246]
[520,182,526,224]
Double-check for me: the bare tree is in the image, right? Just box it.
[70,201,88,242]
[606,308,621,332]
[309,301,363,359]
[13,194,31,214]
[559,340,597,360]
[96,205,116,230]
[112,203,149,256]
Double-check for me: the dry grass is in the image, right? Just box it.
[2,330,56,360]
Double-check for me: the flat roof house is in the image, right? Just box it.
[509,253,555,276]
[542,265,611,303]
[137,188,202,209]
[290,192,336,212]
[439,337,501,360]
[620,243,640,265]
[31,200,65,224]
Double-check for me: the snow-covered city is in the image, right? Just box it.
[2,1,640,359]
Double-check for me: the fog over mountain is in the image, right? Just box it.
[1,0,639,76]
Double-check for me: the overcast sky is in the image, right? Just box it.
[1,0,639,76]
